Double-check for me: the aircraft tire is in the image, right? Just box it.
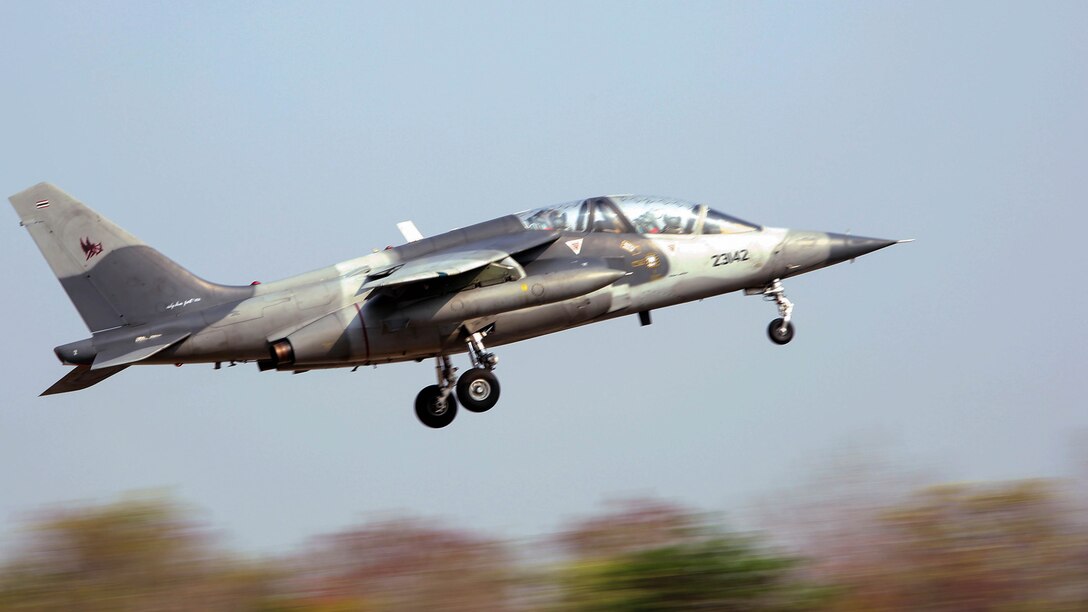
[457,368,500,413]
[415,385,458,428]
[768,318,795,345]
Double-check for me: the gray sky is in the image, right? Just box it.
[2,1,1085,552]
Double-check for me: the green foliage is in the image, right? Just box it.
[560,537,833,611]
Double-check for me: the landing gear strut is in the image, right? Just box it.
[761,279,795,345]
[413,329,502,428]
[466,329,498,370]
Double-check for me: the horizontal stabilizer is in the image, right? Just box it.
[91,331,191,370]
[42,365,129,396]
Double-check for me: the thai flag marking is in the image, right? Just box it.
[35,200,50,209]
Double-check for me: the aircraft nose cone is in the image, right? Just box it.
[826,232,899,265]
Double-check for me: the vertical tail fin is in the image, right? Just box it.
[9,182,252,332]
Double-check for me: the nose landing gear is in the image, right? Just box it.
[759,279,795,345]
[413,328,502,428]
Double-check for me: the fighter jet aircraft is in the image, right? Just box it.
[10,183,906,428]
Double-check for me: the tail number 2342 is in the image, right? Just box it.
[711,250,749,267]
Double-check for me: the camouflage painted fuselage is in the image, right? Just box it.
[151,218,854,369]
[11,184,898,396]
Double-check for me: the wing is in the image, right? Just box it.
[365,248,517,289]
[364,230,560,291]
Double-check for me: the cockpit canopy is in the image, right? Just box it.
[515,195,759,235]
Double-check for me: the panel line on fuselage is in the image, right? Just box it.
[354,302,370,364]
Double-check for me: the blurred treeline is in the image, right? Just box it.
[1,480,1086,611]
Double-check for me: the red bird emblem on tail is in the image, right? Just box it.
[80,237,103,261]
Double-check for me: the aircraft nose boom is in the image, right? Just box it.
[825,233,898,265]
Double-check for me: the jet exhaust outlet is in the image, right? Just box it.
[258,339,295,371]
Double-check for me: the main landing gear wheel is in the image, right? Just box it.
[412,331,502,428]
[768,318,795,345]
[415,384,458,428]
[457,368,500,413]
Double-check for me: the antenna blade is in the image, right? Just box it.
[397,221,424,243]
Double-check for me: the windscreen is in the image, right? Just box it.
[516,200,587,231]
[702,208,759,234]
[612,196,699,235]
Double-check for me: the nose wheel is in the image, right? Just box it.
[768,318,795,344]
[760,279,796,345]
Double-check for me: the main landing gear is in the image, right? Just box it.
[414,355,459,429]
[760,279,795,345]
[414,329,501,428]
